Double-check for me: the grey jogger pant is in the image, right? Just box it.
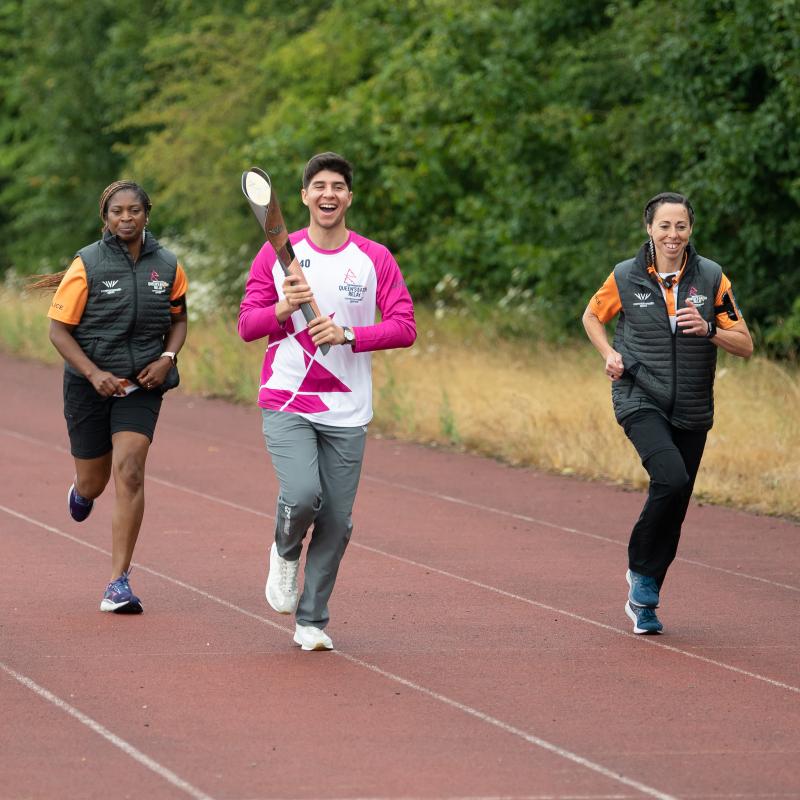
[262,409,368,629]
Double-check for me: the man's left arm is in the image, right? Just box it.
[351,250,416,353]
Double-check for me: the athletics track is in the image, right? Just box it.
[1,352,798,800]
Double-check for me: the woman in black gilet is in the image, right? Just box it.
[34,181,188,614]
[582,192,752,634]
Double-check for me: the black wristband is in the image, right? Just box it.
[705,321,717,339]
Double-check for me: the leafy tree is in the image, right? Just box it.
[0,0,170,271]
[118,2,339,298]
[1,0,797,354]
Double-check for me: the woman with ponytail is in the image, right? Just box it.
[39,181,188,614]
[582,192,752,635]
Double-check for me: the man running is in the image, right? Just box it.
[238,152,416,650]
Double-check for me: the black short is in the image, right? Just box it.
[63,373,163,459]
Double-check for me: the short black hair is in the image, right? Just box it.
[303,152,353,191]
[643,192,694,226]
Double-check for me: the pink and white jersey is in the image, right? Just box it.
[238,229,416,427]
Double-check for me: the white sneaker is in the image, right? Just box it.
[293,623,333,651]
[265,542,299,614]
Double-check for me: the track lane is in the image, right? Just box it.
[1,504,673,800]
[2,353,798,799]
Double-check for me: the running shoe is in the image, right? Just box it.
[68,482,93,522]
[100,570,143,614]
[625,601,663,634]
[265,542,300,614]
[626,569,660,608]
[293,623,333,651]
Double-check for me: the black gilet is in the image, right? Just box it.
[68,230,178,380]
[611,242,722,431]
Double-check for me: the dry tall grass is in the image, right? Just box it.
[3,291,797,519]
[370,313,799,520]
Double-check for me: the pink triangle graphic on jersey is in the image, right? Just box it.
[343,268,358,284]
[298,350,351,393]
[291,321,350,393]
[294,327,317,357]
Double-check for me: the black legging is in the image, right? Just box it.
[622,410,708,588]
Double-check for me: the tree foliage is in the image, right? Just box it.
[1,0,798,353]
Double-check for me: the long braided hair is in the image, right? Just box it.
[643,191,694,269]
[28,181,152,290]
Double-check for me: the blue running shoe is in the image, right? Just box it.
[625,601,663,634]
[626,569,660,608]
[68,482,94,522]
[100,570,143,614]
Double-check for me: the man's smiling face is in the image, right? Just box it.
[301,169,353,231]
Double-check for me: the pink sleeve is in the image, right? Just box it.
[238,243,285,342]
[352,245,416,353]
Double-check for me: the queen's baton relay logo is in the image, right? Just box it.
[339,268,367,303]
[148,270,169,295]
[686,286,707,307]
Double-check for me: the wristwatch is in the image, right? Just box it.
[160,351,177,364]
[341,326,355,346]
[705,321,717,339]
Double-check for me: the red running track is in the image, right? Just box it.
[1,352,798,800]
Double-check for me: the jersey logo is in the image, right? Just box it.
[148,270,169,295]
[634,292,651,301]
[632,291,654,308]
[100,280,122,295]
[338,268,367,303]
[686,286,707,307]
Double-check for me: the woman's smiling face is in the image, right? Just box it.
[647,202,692,267]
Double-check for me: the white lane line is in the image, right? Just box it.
[150,474,798,596]
[233,796,800,800]
[0,661,216,800]
[236,796,639,800]
[93,484,800,696]
[3,497,800,700]
[5,480,800,696]
[335,652,679,800]
[351,541,800,695]
[146,422,800,596]
[361,475,800,593]
[5,449,800,697]
[150,423,800,594]
[2,426,796,594]
[0,504,675,800]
